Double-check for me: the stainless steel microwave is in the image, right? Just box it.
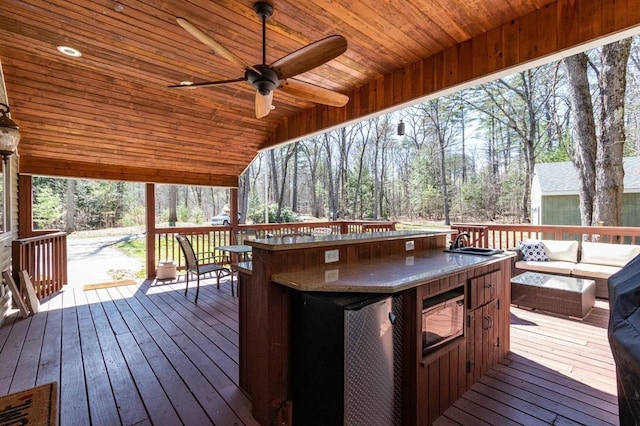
[422,289,465,354]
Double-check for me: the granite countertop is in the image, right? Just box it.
[248,229,451,251]
[271,249,514,293]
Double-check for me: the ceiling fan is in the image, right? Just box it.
[170,2,349,118]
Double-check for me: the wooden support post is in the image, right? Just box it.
[18,174,33,238]
[230,188,238,226]
[145,183,156,279]
[230,187,238,244]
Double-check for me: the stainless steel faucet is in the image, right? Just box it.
[453,232,470,249]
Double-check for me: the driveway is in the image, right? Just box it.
[67,234,144,286]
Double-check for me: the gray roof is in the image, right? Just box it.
[535,156,640,194]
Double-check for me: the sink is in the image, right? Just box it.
[444,247,503,256]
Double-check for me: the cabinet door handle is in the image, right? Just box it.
[484,283,493,289]
[483,315,493,330]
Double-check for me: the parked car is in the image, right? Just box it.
[211,211,231,226]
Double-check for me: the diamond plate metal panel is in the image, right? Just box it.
[344,296,402,425]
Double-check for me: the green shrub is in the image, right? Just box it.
[248,204,301,223]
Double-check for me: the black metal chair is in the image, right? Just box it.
[233,228,258,245]
[176,234,232,302]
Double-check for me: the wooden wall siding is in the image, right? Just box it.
[269,0,640,149]
[0,156,19,325]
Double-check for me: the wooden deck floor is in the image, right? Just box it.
[0,277,618,425]
[437,300,618,425]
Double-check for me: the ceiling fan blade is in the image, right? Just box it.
[271,35,347,79]
[168,78,246,89]
[255,91,273,118]
[176,18,261,75]
[279,79,349,107]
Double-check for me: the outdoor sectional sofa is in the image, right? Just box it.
[511,239,640,299]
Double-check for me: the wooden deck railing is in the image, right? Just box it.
[12,231,67,300]
[155,226,233,271]
[152,220,395,275]
[452,223,640,249]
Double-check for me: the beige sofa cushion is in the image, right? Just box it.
[540,240,579,262]
[572,262,621,279]
[514,260,575,275]
[581,242,640,267]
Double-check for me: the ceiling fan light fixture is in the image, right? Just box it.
[246,67,280,95]
[179,81,198,89]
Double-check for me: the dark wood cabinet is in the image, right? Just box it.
[467,269,505,386]
[411,263,510,425]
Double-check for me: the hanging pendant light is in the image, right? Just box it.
[397,119,405,136]
[0,103,20,160]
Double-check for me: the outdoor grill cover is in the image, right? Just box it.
[608,254,640,426]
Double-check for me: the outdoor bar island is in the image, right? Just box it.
[236,230,514,425]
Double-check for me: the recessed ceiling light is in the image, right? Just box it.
[179,81,197,90]
[56,46,82,57]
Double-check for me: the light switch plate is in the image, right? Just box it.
[325,269,339,282]
[325,249,339,263]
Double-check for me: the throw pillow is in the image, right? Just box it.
[518,241,549,261]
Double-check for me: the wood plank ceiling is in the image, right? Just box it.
[1,0,639,187]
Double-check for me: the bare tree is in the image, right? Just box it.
[468,66,557,222]
[238,171,250,223]
[65,179,75,233]
[417,98,463,225]
[564,38,632,226]
[323,133,339,220]
[299,138,323,217]
[168,185,177,226]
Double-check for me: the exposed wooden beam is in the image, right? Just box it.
[19,157,239,187]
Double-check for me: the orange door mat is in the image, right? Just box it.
[0,382,57,425]
[82,279,138,291]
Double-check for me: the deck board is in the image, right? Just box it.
[440,300,618,425]
[76,288,122,426]
[59,289,90,426]
[0,277,619,425]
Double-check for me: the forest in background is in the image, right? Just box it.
[33,36,640,232]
